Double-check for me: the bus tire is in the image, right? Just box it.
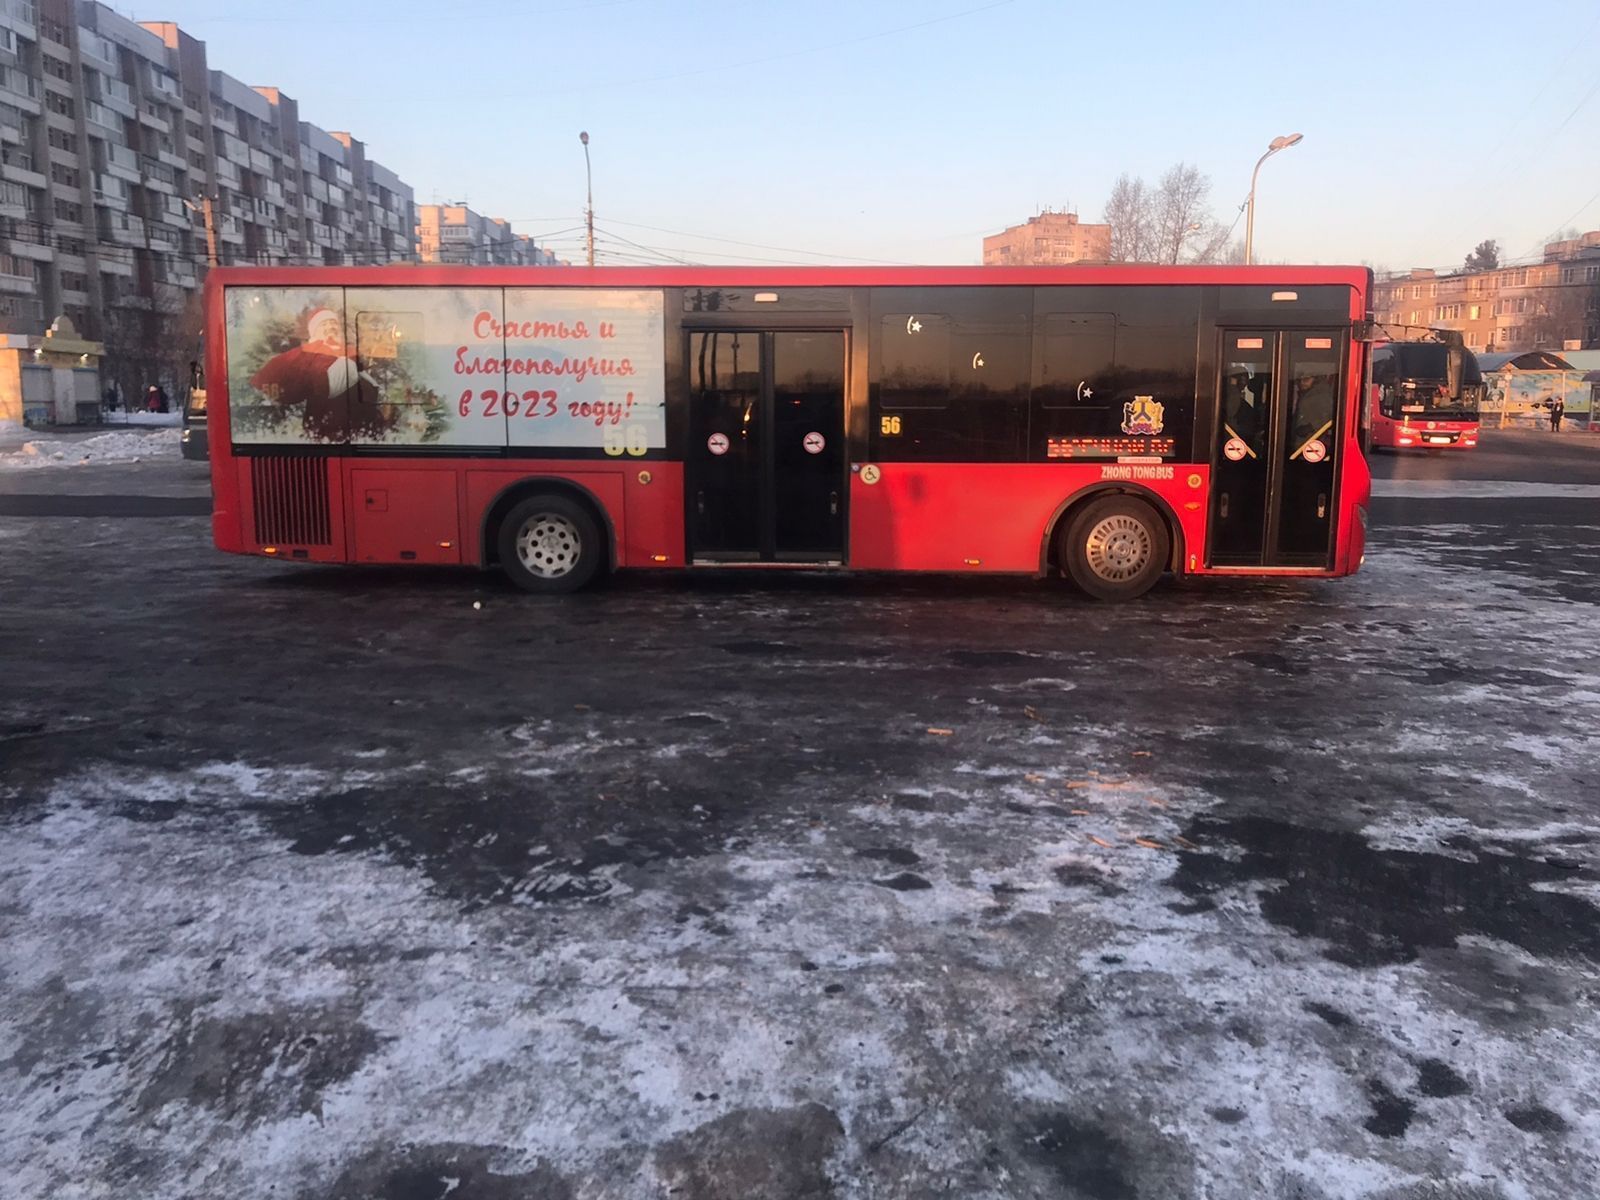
[1058,495,1170,602]
[497,493,604,594]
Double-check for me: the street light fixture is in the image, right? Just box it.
[579,131,594,268]
[1243,133,1303,265]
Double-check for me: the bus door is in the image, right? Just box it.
[1210,329,1345,568]
[686,330,847,563]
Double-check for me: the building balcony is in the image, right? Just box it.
[0,65,40,114]
[0,265,35,294]
[92,172,128,203]
[83,101,120,133]
[100,78,136,119]
[140,158,177,194]
[156,146,186,171]
[0,176,27,215]
[97,255,133,278]
[101,141,139,181]
[77,29,119,72]
[0,105,24,143]
[1,155,44,189]
[137,105,170,133]
[0,0,38,36]
[146,221,180,250]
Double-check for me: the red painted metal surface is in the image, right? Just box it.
[205,264,1373,582]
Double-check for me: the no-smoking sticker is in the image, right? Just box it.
[802,431,825,455]
[706,432,729,456]
[1301,439,1327,464]
[1223,436,1249,462]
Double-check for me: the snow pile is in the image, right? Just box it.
[0,426,181,469]
[100,411,182,428]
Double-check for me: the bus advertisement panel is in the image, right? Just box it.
[204,266,1372,601]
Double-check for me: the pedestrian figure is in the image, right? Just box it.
[1550,395,1564,432]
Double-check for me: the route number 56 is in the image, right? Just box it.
[602,424,651,457]
[880,415,903,436]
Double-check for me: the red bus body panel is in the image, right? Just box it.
[204,264,1373,582]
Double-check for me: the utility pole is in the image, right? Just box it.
[201,194,219,268]
[185,195,219,268]
[580,130,594,268]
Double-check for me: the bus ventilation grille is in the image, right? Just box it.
[251,456,331,546]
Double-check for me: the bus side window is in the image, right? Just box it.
[878,314,951,410]
[1036,312,1115,409]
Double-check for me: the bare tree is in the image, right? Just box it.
[1103,174,1153,263]
[1151,163,1217,264]
[1103,163,1230,264]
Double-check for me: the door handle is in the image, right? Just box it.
[1316,493,1327,519]
[696,490,706,517]
[1219,493,1229,518]
[829,491,839,517]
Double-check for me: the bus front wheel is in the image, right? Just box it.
[498,494,604,594]
[1058,496,1170,601]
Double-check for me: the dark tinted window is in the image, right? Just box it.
[878,313,951,409]
[1031,287,1199,461]
[871,289,1029,461]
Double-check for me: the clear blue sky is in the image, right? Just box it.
[126,0,1600,271]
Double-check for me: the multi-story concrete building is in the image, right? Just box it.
[982,210,1112,266]
[416,203,558,266]
[0,0,416,392]
[1372,232,1600,354]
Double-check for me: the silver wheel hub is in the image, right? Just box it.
[1084,515,1152,582]
[516,514,581,578]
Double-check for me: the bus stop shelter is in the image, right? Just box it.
[1479,350,1590,426]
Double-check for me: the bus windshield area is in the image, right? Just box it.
[1390,381,1481,419]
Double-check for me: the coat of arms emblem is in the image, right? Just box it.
[1121,395,1164,436]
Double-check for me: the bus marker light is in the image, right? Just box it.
[438,541,453,549]
[1187,473,1202,488]
[1189,554,1197,570]
[1184,501,1201,511]
[1271,291,1299,302]
[638,470,652,485]
[963,558,981,566]
[651,554,669,563]
[754,292,779,303]
[262,546,278,555]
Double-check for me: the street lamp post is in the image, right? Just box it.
[1243,133,1303,265]
[579,131,594,268]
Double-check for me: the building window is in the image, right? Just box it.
[47,127,76,152]
[43,56,73,82]
[49,163,79,187]
[54,199,83,222]
[45,92,76,117]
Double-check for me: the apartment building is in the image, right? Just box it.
[1372,232,1600,354]
[416,203,558,266]
[0,0,415,377]
[982,210,1112,266]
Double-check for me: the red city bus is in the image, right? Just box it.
[1369,338,1483,451]
[203,265,1373,601]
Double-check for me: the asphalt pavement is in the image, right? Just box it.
[3,427,1599,1200]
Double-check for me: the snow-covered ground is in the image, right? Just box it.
[0,425,181,469]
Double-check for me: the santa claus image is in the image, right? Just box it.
[248,307,395,441]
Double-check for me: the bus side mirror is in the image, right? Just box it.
[1446,344,1464,400]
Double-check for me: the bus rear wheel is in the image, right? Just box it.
[498,494,604,594]
[1059,495,1170,601]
